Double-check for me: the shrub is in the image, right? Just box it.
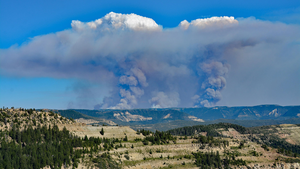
[124,154,130,160]
[261,144,269,151]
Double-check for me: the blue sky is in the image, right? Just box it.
[0,0,299,109]
[1,0,299,48]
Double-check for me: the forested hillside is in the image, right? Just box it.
[168,123,248,136]
[168,122,300,159]
[2,107,300,169]
[0,108,120,169]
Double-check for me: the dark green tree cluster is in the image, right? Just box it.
[193,151,222,168]
[283,157,300,163]
[0,124,81,169]
[93,153,120,169]
[168,123,248,137]
[123,135,128,141]
[246,125,300,157]
[0,124,120,169]
[102,137,123,151]
[143,130,176,145]
[249,134,300,157]
[136,129,152,136]
[261,144,269,151]
[248,125,277,134]
[193,151,246,169]
[194,135,229,148]
[0,111,10,124]
[25,108,36,115]
[277,147,299,157]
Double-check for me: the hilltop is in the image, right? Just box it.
[0,107,75,131]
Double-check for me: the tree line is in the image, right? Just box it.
[167,122,248,137]
[193,151,246,169]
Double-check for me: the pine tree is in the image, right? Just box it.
[100,128,104,135]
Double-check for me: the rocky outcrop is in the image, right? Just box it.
[113,111,152,122]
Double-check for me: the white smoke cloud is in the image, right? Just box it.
[130,87,144,97]
[71,12,161,32]
[114,67,148,108]
[150,92,180,108]
[130,68,148,87]
[112,89,138,109]
[179,16,238,30]
[119,75,138,86]
[0,12,299,109]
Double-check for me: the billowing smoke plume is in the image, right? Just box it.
[192,61,230,107]
[0,12,299,109]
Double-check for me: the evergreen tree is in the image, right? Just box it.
[100,128,104,135]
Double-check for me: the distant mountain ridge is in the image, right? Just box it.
[73,108,204,125]
[174,105,300,121]
[53,105,300,127]
[52,109,115,126]
[130,118,300,132]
